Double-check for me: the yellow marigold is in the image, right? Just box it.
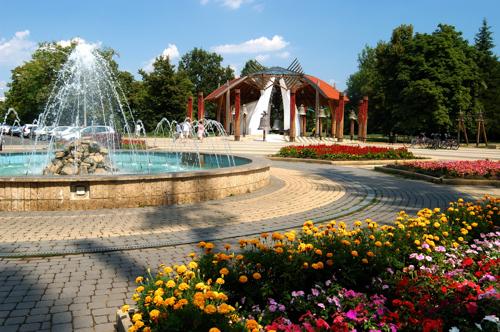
[134,320,144,328]
[433,222,440,228]
[326,252,333,258]
[132,313,142,322]
[470,211,475,216]
[236,254,244,260]
[155,280,163,286]
[375,241,382,247]
[224,243,231,250]
[414,240,421,246]
[246,319,259,330]
[351,250,358,257]
[153,295,163,306]
[458,237,464,242]
[204,304,217,314]
[260,232,269,239]
[128,326,138,332]
[461,228,468,235]
[149,309,160,320]
[216,278,225,285]
[384,241,392,247]
[121,305,129,313]
[198,241,206,248]
[176,265,187,274]
[275,247,284,254]
[362,258,369,264]
[136,286,144,293]
[188,252,196,258]
[143,327,151,332]
[302,262,309,269]
[367,251,375,257]
[272,232,285,240]
[144,295,152,304]
[472,222,478,227]
[252,272,262,280]
[239,275,248,283]
[166,280,176,288]
[164,296,176,306]
[174,299,188,310]
[315,249,322,255]
[442,231,449,237]
[178,282,190,291]
[163,266,173,274]
[219,267,229,276]
[135,276,143,284]
[354,220,362,227]
[132,293,140,302]
[188,261,198,270]
[440,216,448,222]
[341,240,351,246]
[209,328,221,332]
[217,303,235,314]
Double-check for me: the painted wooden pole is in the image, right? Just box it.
[289,91,296,142]
[336,93,345,141]
[363,96,369,142]
[315,86,320,137]
[225,81,231,133]
[186,96,193,121]
[358,100,364,141]
[234,89,241,141]
[329,100,336,138]
[197,92,204,121]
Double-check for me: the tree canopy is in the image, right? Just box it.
[240,59,266,77]
[347,22,499,138]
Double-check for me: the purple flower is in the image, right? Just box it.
[291,290,304,297]
[346,309,357,320]
[311,288,320,297]
[317,303,325,309]
[435,246,446,252]
[422,243,430,249]
[268,304,277,312]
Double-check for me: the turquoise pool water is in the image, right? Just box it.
[0,151,247,176]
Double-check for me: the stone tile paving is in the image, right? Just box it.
[0,161,497,331]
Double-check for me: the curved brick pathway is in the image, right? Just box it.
[0,161,498,332]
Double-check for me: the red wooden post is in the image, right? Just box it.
[336,93,345,141]
[363,96,369,142]
[187,96,193,121]
[290,90,296,142]
[234,89,241,141]
[197,92,204,121]
[329,100,336,138]
[358,100,364,141]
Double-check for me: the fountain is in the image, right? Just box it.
[0,42,270,211]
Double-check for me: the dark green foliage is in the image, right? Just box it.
[178,48,234,118]
[138,56,194,130]
[240,59,266,77]
[347,22,499,137]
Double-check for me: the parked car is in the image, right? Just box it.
[0,124,11,134]
[34,126,54,140]
[59,127,81,140]
[22,124,38,138]
[60,125,120,147]
[50,126,73,139]
[10,126,23,137]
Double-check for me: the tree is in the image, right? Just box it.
[138,56,193,130]
[474,18,500,139]
[178,48,234,118]
[5,42,137,124]
[240,59,266,77]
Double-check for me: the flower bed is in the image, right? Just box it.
[122,138,147,150]
[277,144,415,161]
[388,160,500,180]
[125,196,499,332]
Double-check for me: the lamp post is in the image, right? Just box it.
[242,104,248,137]
[349,110,357,141]
[298,104,306,136]
[231,106,235,135]
[318,107,327,140]
[258,111,269,142]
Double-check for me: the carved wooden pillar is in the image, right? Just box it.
[234,89,241,141]
[290,90,296,142]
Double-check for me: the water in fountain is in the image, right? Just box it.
[151,117,235,171]
[27,42,142,175]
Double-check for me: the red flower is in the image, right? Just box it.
[462,257,474,268]
[440,286,447,294]
[422,318,443,332]
[465,302,478,315]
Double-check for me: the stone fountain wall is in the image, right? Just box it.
[44,141,113,176]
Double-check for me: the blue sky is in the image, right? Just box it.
[1,0,499,98]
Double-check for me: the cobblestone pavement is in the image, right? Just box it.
[0,161,498,331]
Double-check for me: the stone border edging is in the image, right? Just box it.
[374,166,500,187]
[267,156,427,166]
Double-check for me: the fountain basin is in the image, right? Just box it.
[0,153,270,211]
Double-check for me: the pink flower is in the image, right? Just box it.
[346,309,358,320]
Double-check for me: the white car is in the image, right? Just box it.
[34,126,54,139]
[22,124,38,138]
[50,126,73,139]
[60,126,116,141]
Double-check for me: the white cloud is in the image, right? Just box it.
[0,30,36,66]
[255,54,269,62]
[143,44,180,72]
[202,0,250,9]
[213,35,289,54]
[276,51,290,59]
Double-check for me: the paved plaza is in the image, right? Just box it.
[0,157,499,331]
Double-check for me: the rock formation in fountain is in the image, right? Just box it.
[43,141,113,176]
